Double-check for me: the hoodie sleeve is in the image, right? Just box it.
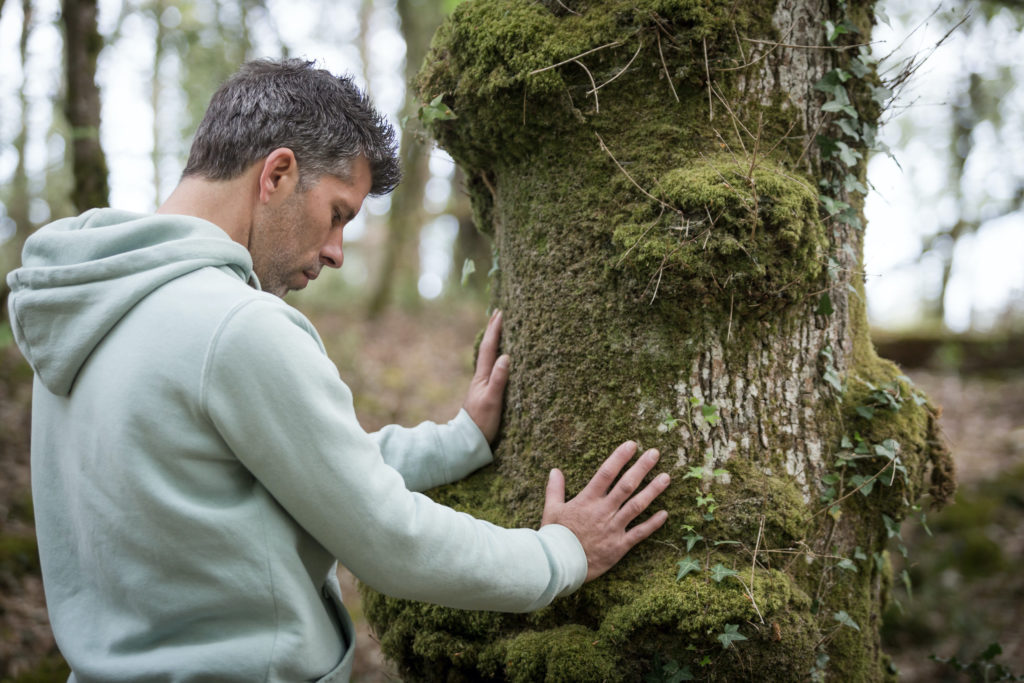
[369,410,493,492]
[200,299,586,612]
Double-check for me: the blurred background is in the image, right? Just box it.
[0,0,1021,680]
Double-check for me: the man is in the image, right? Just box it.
[6,59,669,681]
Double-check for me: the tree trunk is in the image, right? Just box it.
[366,0,444,316]
[62,0,110,212]
[363,1,954,681]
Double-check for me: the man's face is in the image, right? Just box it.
[249,155,372,297]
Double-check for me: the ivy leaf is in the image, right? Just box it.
[849,474,874,496]
[871,84,893,106]
[676,556,701,581]
[874,439,898,459]
[710,563,738,583]
[683,466,705,480]
[901,568,913,599]
[980,643,1003,661]
[836,557,858,572]
[834,611,861,631]
[836,118,861,140]
[843,174,868,195]
[855,405,875,420]
[683,532,703,552]
[841,435,854,449]
[460,258,476,286]
[835,141,863,167]
[717,624,748,649]
[817,135,840,157]
[418,95,457,125]
[816,293,834,316]
[848,57,871,78]
[882,513,902,540]
[824,368,843,393]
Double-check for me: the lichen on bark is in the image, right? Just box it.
[362,0,954,680]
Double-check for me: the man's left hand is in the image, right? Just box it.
[463,310,509,443]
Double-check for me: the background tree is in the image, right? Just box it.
[366,0,445,315]
[362,0,954,680]
[61,0,109,211]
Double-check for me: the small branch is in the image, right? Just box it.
[554,0,581,16]
[595,132,678,214]
[480,171,497,202]
[703,37,713,121]
[656,30,679,103]
[815,459,899,517]
[726,293,734,344]
[528,40,623,75]
[742,37,875,50]
[587,40,643,95]
[573,59,600,112]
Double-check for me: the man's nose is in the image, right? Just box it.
[320,233,344,268]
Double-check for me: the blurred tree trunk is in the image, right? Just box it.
[62,0,110,212]
[9,0,33,245]
[364,0,955,681]
[366,0,444,316]
[1,0,34,322]
[151,0,167,206]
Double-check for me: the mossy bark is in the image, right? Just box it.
[363,1,954,680]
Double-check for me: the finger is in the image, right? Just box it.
[541,468,566,526]
[581,441,638,499]
[614,471,670,526]
[489,354,510,392]
[607,448,660,508]
[623,509,669,547]
[474,310,503,381]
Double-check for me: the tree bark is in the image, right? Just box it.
[364,1,954,680]
[62,0,110,212]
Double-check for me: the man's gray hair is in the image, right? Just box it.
[182,58,401,195]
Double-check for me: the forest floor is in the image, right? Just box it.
[1,303,1022,682]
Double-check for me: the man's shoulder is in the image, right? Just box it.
[142,268,321,349]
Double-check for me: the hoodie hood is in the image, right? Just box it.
[6,208,255,396]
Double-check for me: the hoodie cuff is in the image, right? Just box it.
[537,523,588,599]
[441,409,494,482]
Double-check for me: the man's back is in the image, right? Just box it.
[22,210,351,680]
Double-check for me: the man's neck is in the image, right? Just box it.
[157,173,258,248]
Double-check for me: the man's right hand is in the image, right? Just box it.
[541,441,670,582]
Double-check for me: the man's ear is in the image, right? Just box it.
[257,148,300,204]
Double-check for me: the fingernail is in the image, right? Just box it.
[645,449,660,462]
[496,354,510,369]
[656,473,670,485]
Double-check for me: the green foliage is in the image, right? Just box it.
[419,95,458,126]
[930,643,1024,682]
[715,623,747,649]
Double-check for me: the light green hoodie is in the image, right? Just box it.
[6,208,586,682]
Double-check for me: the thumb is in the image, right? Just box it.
[541,468,565,526]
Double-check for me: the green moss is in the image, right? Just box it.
[609,155,827,312]
[0,532,39,577]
